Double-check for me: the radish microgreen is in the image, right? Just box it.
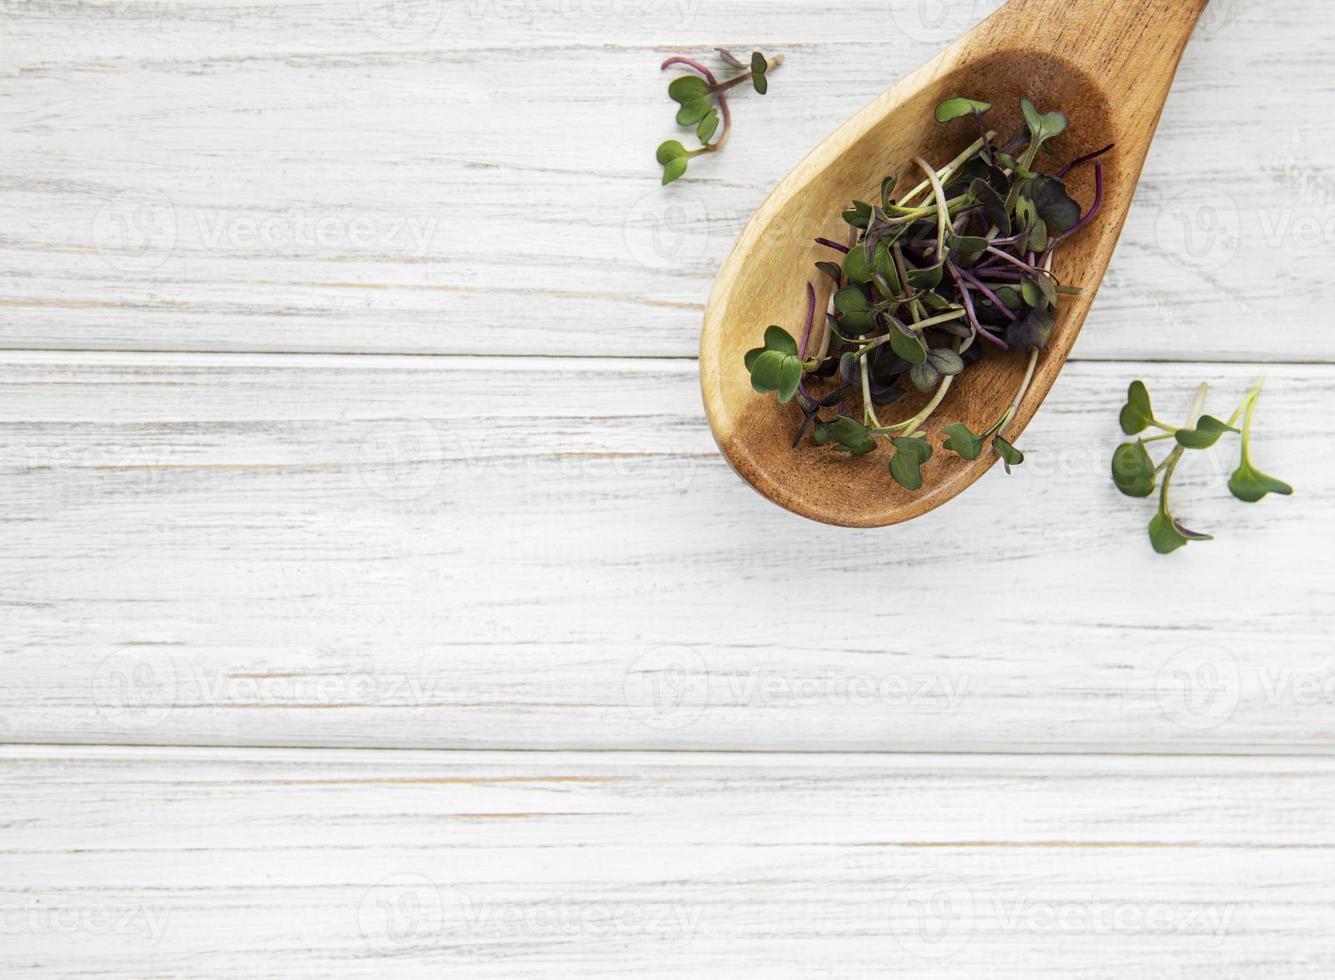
[657,49,782,185]
[740,95,1108,492]
[1112,379,1293,554]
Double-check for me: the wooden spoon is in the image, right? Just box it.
[700,0,1208,527]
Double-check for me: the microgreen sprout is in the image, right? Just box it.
[1112,379,1293,554]
[657,49,782,185]
[741,95,1108,491]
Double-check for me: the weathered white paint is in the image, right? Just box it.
[2,2,1333,975]
[0,1,1331,360]
[0,353,1326,752]
[2,746,1333,978]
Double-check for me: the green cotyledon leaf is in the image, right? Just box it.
[1112,441,1157,498]
[1228,460,1293,503]
[1149,508,1213,555]
[935,97,992,123]
[1175,416,1238,450]
[889,436,933,490]
[942,423,984,460]
[1120,381,1155,435]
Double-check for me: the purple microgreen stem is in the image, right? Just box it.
[815,237,851,254]
[1056,142,1114,178]
[947,261,1009,350]
[660,56,718,84]
[955,266,1019,321]
[984,245,1041,275]
[1051,160,1104,248]
[798,281,817,360]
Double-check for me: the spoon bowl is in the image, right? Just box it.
[700,0,1208,527]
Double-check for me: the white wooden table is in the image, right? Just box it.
[3,1,1334,975]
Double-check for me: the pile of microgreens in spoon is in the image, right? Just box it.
[745,96,1110,491]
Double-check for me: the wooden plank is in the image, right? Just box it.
[1,0,1332,360]
[0,746,1332,977]
[0,351,1327,752]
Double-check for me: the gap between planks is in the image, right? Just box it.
[7,739,1335,760]
[1,349,1335,369]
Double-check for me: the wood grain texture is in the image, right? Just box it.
[1,0,1332,360]
[3,4,1333,975]
[701,0,1206,527]
[1,746,1333,978]
[0,351,1328,752]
